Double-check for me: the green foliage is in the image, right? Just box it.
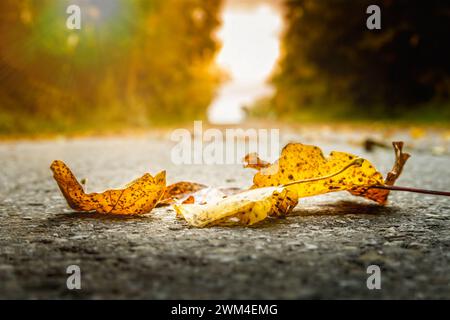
[0,0,222,134]
[272,0,450,120]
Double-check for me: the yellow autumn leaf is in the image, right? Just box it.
[174,158,364,227]
[245,141,409,205]
[174,186,299,227]
[50,160,166,215]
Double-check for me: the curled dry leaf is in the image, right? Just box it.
[176,186,242,205]
[350,142,410,203]
[158,181,207,206]
[173,159,363,227]
[246,141,409,205]
[243,152,271,170]
[50,160,166,214]
[182,195,195,204]
[174,186,298,227]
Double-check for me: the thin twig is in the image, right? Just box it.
[370,185,450,197]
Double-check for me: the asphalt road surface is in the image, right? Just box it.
[1,127,449,299]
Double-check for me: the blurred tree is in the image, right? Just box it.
[0,0,222,134]
[273,0,450,120]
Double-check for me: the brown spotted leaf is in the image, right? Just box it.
[158,181,207,206]
[174,156,366,227]
[50,160,166,215]
[246,142,409,205]
[349,142,410,203]
[243,152,271,170]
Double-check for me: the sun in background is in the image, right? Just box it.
[208,1,283,124]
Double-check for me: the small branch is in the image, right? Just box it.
[370,185,450,197]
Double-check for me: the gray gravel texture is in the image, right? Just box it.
[1,127,449,299]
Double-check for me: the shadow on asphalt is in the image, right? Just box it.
[292,200,400,216]
[47,211,153,222]
[43,200,400,229]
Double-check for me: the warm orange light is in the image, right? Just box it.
[209,2,282,124]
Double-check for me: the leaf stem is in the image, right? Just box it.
[282,158,364,187]
[369,185,450,197]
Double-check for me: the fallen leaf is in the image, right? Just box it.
[363,138,389,152]
[182,195,195,204]
[243,152,271,170]
[350,141,410,203]
[175,146,375,227]
[50,160,166,214]
[175,186,242,205]
[246,141,409,205]
[173,160,366,227]
[158,181,207,206]
[410,127,426,139]
[174,186,298,227]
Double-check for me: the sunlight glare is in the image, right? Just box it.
[208,3,282,124]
